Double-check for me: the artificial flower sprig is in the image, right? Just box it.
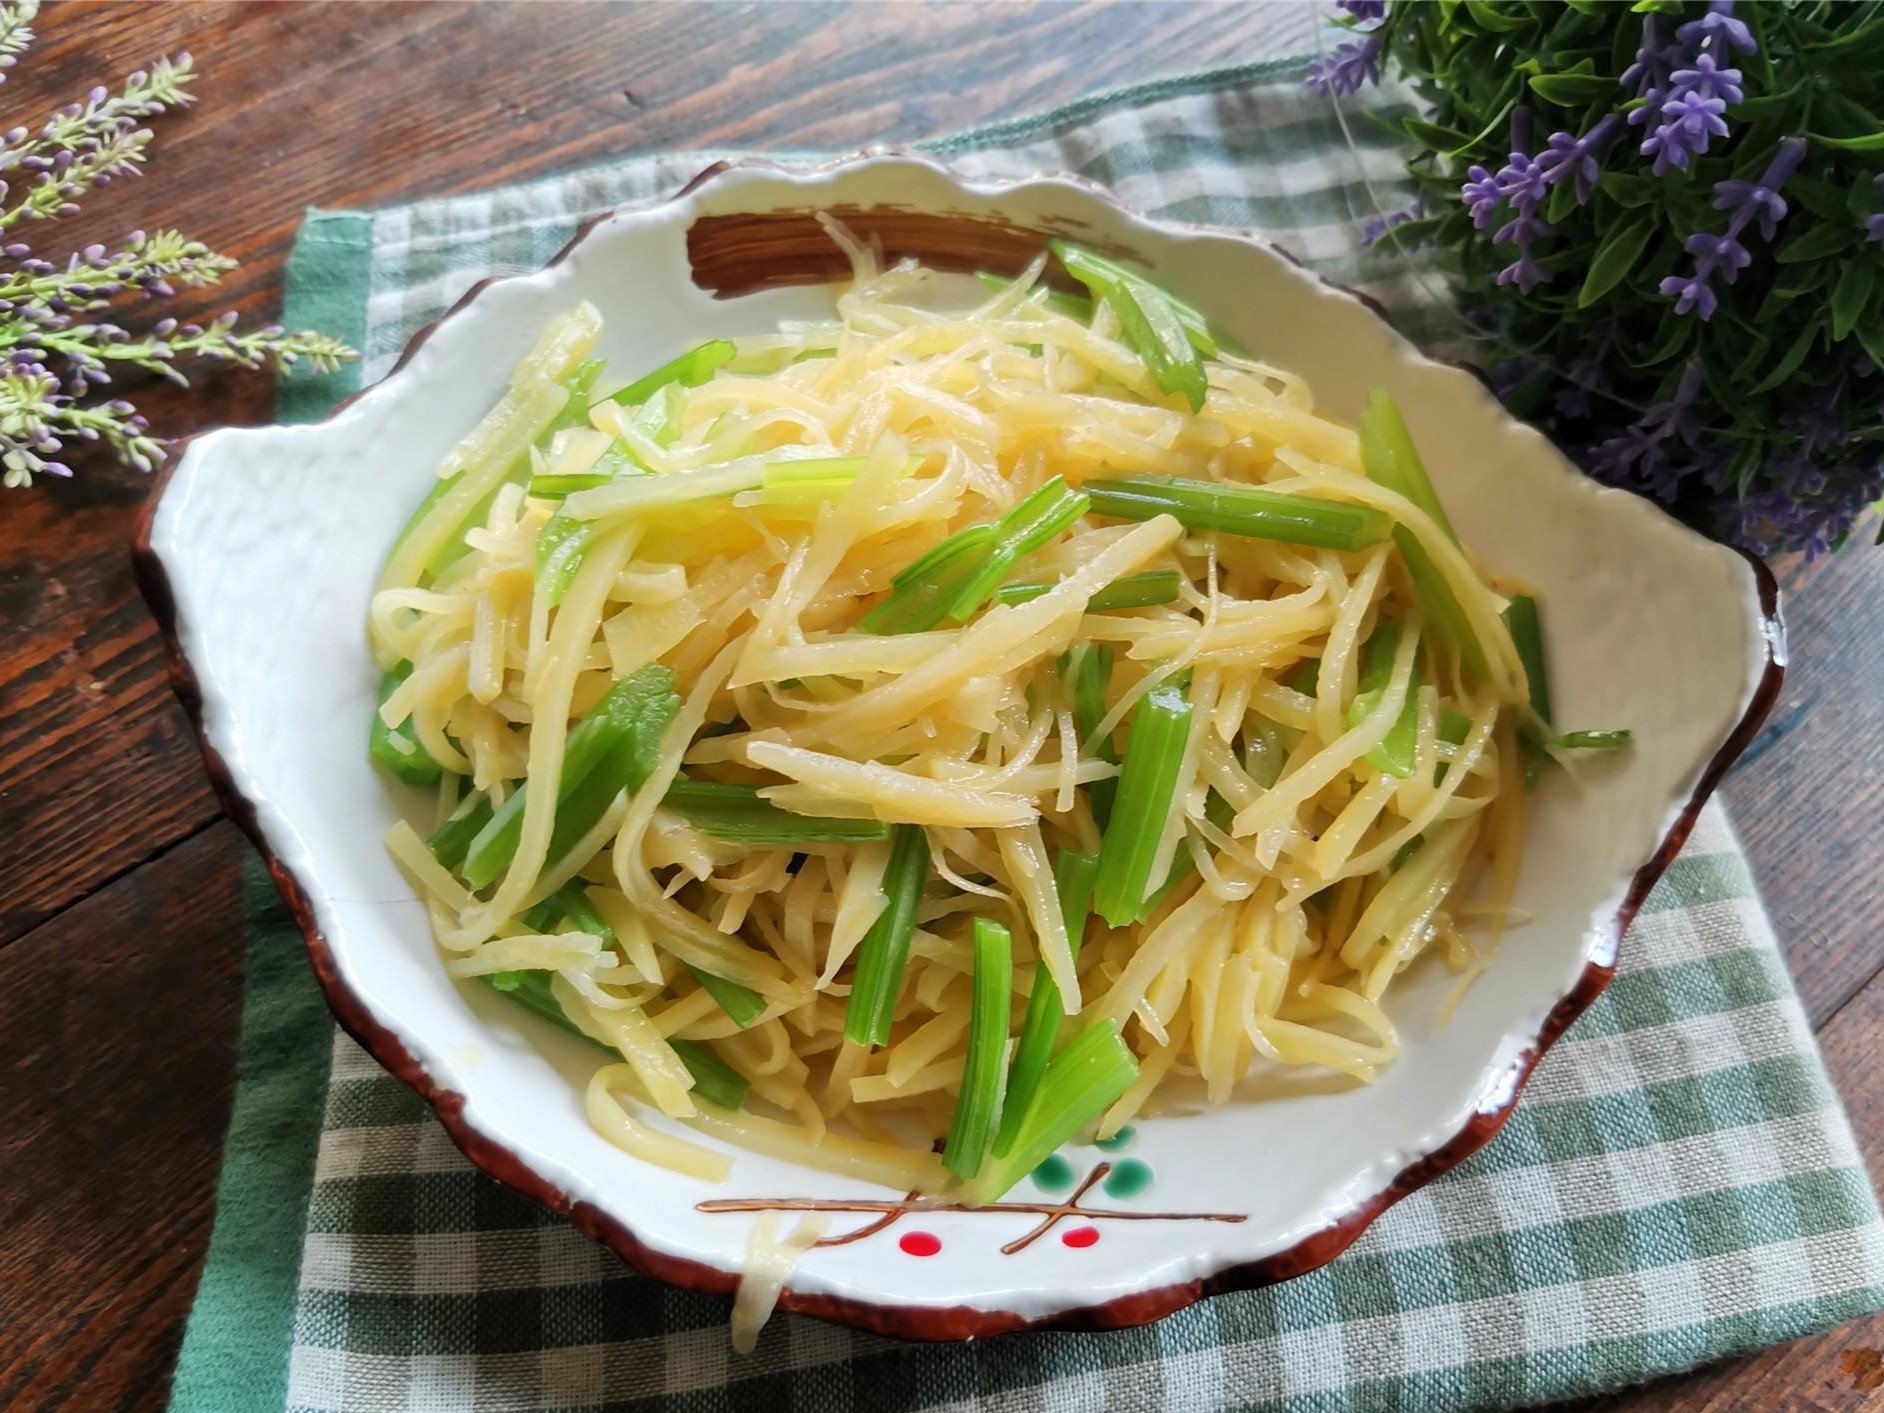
[1310,0,1884,559]
[0,1,355,488]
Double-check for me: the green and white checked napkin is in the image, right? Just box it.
[169,59,1884,1413]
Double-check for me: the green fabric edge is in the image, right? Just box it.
[165,210,372,1413]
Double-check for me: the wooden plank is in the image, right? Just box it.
[0,0,1294,944]
[0,822,246,1412]
[1719,538,1884,1027]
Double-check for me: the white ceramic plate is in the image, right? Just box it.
[135,153,1782,1339]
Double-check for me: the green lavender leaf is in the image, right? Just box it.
[1579,215,1656,308]
[1831,263,1878,343]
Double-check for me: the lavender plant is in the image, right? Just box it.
[1313,0,1884,558]
[0,1,353,489]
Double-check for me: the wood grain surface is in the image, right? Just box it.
[0,2,1878,1409]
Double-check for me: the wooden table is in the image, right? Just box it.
[1,3,1879,1408]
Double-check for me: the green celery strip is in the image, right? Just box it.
[944,477,1089,620]
[859,526,996,634]
[429,791,493,871]
[1504,595,1551,723]
[668,1038,750,1110]
[662,778,888,844]
[523,882,616,950]
[1504,593,1551,789]
[1137,790,1231,922]
[1359,391,1487,679]
[534,510,592,608]
[973,269,1095,319]
[1045,244,1219,356]
[484,970,602,1047]
[369,661,445,786]
[860,476,1087,633]
[483,973,746,1110]
[1244,722,1288,788]
[970,1020,1139,1202]
[607,339,736,406]
[943,917,1015,1181]
[543,682,681,869]
[1062,643,1118,827]
[842,824,931,1046]
[685,964,768,1029]
[1093,676,1194,927]
[1085,474,1392,552]
[1345,621,1420,779]
[993,850,1098,1159]
[993,569,1182,612]
[1559,729,1633,750]
[529,472,614,498]
[461,665,679,890]
[1439,706,1472,745]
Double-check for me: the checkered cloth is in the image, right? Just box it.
[168,59,1884,1413]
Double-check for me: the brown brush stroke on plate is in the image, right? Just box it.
[131,149,1788,1344]
[687,203,1097,298]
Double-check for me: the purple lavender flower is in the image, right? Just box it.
[1713,137,1805,241]
[1621,15,1679,97]
[1640,88,1730,174]
[1471,128,1556,291]
[1638,365,1706,446]
[1670,52,1745,108]
[1305,29,1384,96]
[1461,165,1501,229]
[1335,0,1385,17]
[1629,8,1752,175]
[1661,138,1805,321]
[1865,174,1884,246]
[1684,231,1751,283]
[1362,198,1423,248]
[1554,354,1609,420]
[1537,116,1621,206]
[1676,0,1757,57]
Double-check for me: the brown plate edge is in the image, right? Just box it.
[129,149,1789,1343]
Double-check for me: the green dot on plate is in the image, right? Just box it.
[1094,1125,1136,1153]
[1102,1157,1153,1199]
[1032,1153,1076,1192]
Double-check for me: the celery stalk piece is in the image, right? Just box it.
[685,964,768,1029]
[969,1020,1139,1202]
[369,661,445,786]
[973,269,1096,320]
[607,339,737,406]
[841,824,931,1046]
[1062,642,1119,827]
[460,665,679,890]
[1093,677,1194,927]
[1558,729,1633,751]
[993,850,1098,1159]
[1345,621,1421,779]
[662,778,888,844]
[1047,240,1220,356]
[944,477,1090,621]
[484,970,606,1049]
[993,569,1182,612]
[1358,390,1488,680]
[668,1038,750,1111]
[943,917,1015,1181]
[1084,474,1392,552]
[429,791,494,872]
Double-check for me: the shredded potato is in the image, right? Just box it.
[370,228,1567,1345]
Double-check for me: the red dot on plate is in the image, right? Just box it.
[1062,1225,1100,1249]
[899,1231,942,1257]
